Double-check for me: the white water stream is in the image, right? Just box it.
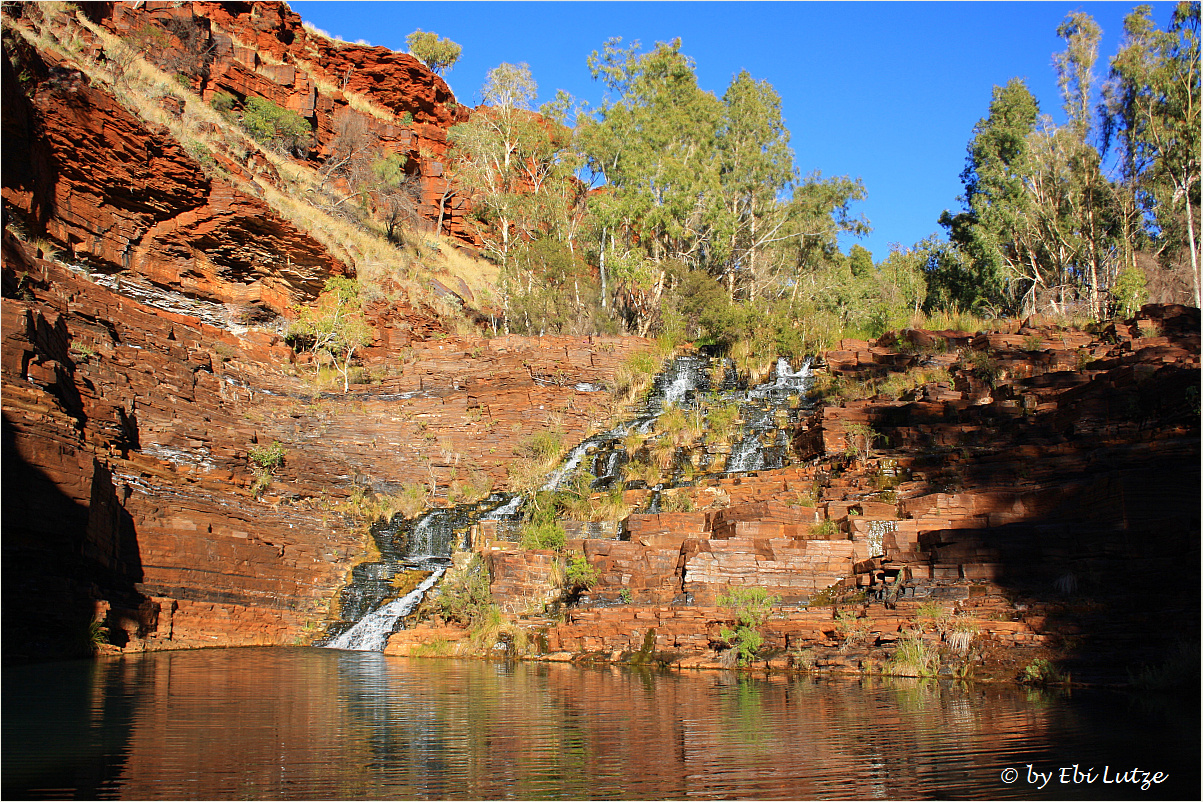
[325,568,446,651]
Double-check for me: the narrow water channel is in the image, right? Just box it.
[3,648,1196,800]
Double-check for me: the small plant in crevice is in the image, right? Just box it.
[843,422,882,461]
[916,602,948,624]
[434,554,493,626]
[411,635,454,657]
[960,350,1003,387]
[835,608,870,651]
[83,618,109,655]
[517,497,567,551]
[469,605,529,655]
[809,519,839,539]
[563,551,600,600]
[942,619,978,655]
[1127,641,1199,691]
[718,586,780,667]
[248,440,286,497]
[659,491,695,513]
[618,588,633,604]
[789,646,817,672]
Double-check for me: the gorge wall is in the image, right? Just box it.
[2,2,1199,687]
[2,232,648,660]
[389,307,1200,685]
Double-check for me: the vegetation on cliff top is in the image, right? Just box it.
[3,1,1197,370]
[437,4,1197,353]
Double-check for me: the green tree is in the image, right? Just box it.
[1103,2,1201,306]
[718,586,779,666]
[369,152,419,243]
[405,29,462,76]
[1051,11,1116,318]
[871,243,927,333]
[918,234,986,313]
[712,70,798,301]
[581,38,724,334]
[287,277,373,393]
[242,97,312,156]
[942,78,1043,314]
[448,63,581,331]
[449,62,538,269]
[507,238,608,335]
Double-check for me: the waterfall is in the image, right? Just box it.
[595,449,624,484]
[774,357,812,390]
[748,357,812,400]
[540,440,591,491]
[482,494,524,520]
[404,508,470,560]
[326,568,447,652]
[541,423,631,492]
[725,434,765,473]
[649,355,706,412]
[721,357,813,473]
[662,364,694,407]
[321,350,814,651]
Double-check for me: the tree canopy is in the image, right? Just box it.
[937,1,1201,316]
[406,29,462,76]
[309,4,1199,364]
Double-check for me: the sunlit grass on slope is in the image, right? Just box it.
[6,6,497,326]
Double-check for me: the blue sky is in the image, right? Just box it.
[291,1,1179,261]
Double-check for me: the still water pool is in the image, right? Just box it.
[3,647,1197,799]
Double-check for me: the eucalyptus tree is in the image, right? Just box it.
[1050,11,1118,317]
[1102,2,1201,306]
[405,29,462,76]
[712,70,798,302]
[942,78,1043,314]
[448,63,582,331]
[581,38,724,334]
[449,63,571,263]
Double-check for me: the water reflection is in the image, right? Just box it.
[3,649,1197,799]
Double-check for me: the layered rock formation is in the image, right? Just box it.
[90,0,475,240]
[2,27,348,316]
[1,230,650,660]
[2,3,1198,688]
[395,307,1199,685]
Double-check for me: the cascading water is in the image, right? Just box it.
[325,568,447,651]
[725,434,765,473]
[724,357,812,473]
[650,355,707,411]
[322,352,816,651]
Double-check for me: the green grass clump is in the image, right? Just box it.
[435,555,492,625]
[810,519,839,539]
[887,629,938,677]
[718,586,779,667]
[564,552,600,594]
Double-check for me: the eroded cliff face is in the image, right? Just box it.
[2,4,1199,684]
[2,232,649,660]
[3,29,349,317]
[1,2,652,660]
[89,0,474,242]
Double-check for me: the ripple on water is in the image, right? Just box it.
[3,650,1197,800]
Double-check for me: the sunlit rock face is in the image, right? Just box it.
[92,1,478,244]
[1,227,650,659]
